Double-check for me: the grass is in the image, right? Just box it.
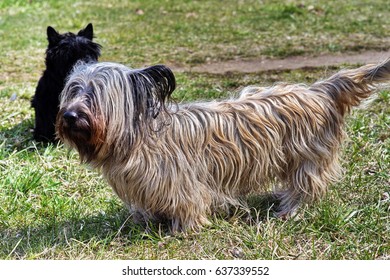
[0,0,389,259]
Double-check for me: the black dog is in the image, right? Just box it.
[31,23,101,142]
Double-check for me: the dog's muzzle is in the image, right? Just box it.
[63,111,78,126]
[63,111,78,122]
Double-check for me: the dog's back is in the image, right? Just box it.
[170,58,390,219]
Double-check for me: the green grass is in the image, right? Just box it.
[0,0,389,259]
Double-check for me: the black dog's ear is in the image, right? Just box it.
[129,65,176,121]
[47,26,60,46]
[78,23,94,40]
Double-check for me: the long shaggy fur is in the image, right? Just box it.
[57,59,390,231]
[31,23,101,142]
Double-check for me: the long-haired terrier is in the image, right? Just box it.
[57,59,390,231]
[31,23,101,142]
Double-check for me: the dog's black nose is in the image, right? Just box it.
[63,111,78,123]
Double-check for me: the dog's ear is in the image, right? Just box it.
[47,26,60,46]
[129,65,176,121]
[142,65,176,119]
[141,64,176,103]
[78,23,94,40]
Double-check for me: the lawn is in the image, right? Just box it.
[0,0,389,259]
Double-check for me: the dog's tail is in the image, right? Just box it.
[310,58,390,115]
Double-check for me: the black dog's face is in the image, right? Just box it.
[45,23,101,75]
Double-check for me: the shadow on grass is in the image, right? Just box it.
[0,119,37,153]
[0,118,65,159]
[0,206,150,259]
[219,193,280,225]
[0,192,282,259]
[247,193,280,219]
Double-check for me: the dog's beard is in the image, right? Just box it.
[58,113,91,141]
[56,102,107,163]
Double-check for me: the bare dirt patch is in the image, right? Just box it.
[172,50,390,74]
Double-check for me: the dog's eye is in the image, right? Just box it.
[85,89,95,105]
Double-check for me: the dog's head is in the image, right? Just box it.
[45,23,102,77]
[56,62,176,163]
